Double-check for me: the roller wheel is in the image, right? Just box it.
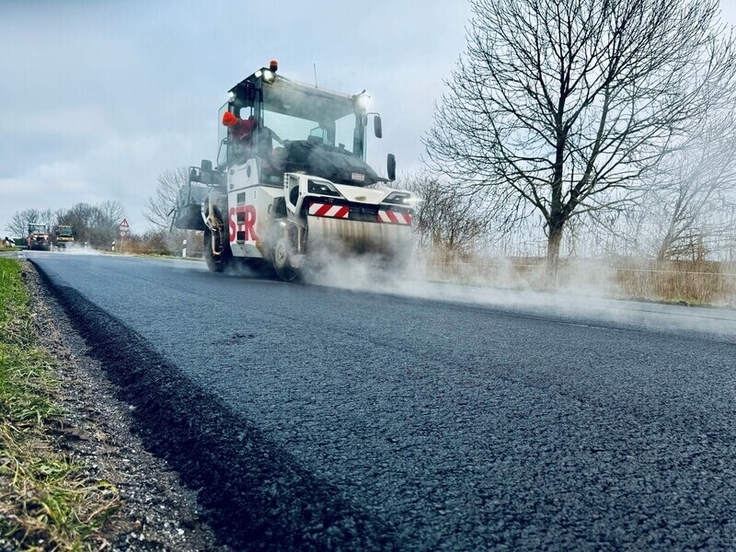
[272,236,299,281]
[204,228,232,272]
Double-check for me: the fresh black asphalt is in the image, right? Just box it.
[29,252,736,550]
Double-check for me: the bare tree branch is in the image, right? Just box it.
[144,168,189,230]
[424,0,736,264]
[396,171,487,253]
[6,209,42,237]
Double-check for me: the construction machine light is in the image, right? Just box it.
[256,69,276,83]
[383,192,412,205]
[355,92,370,111]
[308,179,341,197]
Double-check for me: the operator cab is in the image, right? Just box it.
[216,61,395,186]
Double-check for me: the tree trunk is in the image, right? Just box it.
[656,231,673,262]
[547,223,563,266]
[547,222,564,287]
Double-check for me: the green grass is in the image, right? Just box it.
[0,259,119,551]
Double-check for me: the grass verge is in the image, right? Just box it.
[419,251,736,306]
[0,259,119,551]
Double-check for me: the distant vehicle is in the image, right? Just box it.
[53,225,75,249]
[173,60,415,281]
[27,223,51,251]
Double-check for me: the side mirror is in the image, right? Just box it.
[201,159,213,172]
[387,153,396,182]
[374,115,383,139]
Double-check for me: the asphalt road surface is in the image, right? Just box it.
[28,251,736,550]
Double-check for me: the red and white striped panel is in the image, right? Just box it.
[309,202,349,219]
[377,210,412,225]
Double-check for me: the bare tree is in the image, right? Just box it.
[39,208,55,228]
[58,203,97,245]
[424,0,736,264]
[144,168,188,230]
[143,168,205,256]
[398,171,486,254]
[97,200,125,226]
[95,200,126,246]
[6,208,42,236]
[57,201,126,248]
[644,109,736,261]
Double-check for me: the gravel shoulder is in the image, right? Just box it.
[18,260,229,551]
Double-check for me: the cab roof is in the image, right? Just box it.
[229,69,359,122]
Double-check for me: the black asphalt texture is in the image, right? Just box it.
[29,252,736,550]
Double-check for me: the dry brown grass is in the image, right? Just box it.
[417,249,736,306]
[607,259,736,305]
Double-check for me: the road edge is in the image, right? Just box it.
[30,259,400,551]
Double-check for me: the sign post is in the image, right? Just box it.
[119,218,130,253]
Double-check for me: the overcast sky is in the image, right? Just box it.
[2,1,735,235]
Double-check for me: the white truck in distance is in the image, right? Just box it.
[173,61,416,281]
